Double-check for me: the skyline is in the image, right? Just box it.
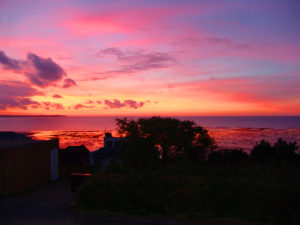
[0,0,300,116]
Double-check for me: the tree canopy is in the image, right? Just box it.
[116,117,216,165]
[251,138,299,165]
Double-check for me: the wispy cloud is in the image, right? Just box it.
[173,36,252,49]
[73,104,94,110]
[96,48,175,74]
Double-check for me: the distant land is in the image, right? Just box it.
[0,115,67,117]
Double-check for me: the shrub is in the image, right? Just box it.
[76,164,300,224]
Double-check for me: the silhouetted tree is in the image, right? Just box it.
[251,138,299,166]
[116,117,216,165]
[251,139,274,164]
[274,138,298,165]
[120,135,160,170]
[208,149,249,167]
[274,138,298,156]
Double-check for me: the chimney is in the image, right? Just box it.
[105,132,112,138]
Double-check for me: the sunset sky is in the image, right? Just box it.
[0,0,299,116]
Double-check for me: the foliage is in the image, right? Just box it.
[116,117,216,165]
[207,149,249,167]
[120,135,161,170]
[77,116,300,225]
[76,162,300,224]
[251,138,299,166]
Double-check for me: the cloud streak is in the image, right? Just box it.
[73,104,94,110]
[97,48,175,74]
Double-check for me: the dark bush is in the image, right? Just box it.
[251,138,299,166]
[207,149,249,167]
[76,164,300,224]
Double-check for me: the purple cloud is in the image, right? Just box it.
[52,94,63,98]
[0,50,77,88]
[123,100,145,109]
[63,78,77,88]
[43,102,64,110]
[0,51,21,71]
[104,99,125,108]
[97,48,175,74]
[0,80,42,110]
[104,99,149,109]
[73,104,94,109]
[25,53,66,87]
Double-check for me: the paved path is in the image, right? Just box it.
[0,179,77,224]
[0,179,255,225]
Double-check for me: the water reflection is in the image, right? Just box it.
[209,128,300,152]
[27,128,300,153]
[27,130,118,151]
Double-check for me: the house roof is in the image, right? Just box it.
[91,146,121,158]
[0,132,58,149]
[0,132,35,149]
[60,145,90,163]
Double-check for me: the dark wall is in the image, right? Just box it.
[0,139,58,195]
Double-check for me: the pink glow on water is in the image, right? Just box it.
[26,128,300,153]
[27,130,118,151]
[209,128,300,153]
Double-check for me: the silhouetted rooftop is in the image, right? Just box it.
[0,132,35,149]
[60,145,90,164]
[92,146,121,157]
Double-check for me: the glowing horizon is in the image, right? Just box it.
[1,0,300,116]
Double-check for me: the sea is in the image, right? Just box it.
[0,116,299,153]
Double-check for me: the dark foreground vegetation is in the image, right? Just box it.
[76,117,300,225]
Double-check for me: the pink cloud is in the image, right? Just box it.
[0,80,42,110]
[95,48,175,75]
[52,94,63,98]
[104,99,149,109]
[85,100,94,104]
[73,104,94,110]
[63,78,77,88]
[123,100,145,109]
[43,102,64,110]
